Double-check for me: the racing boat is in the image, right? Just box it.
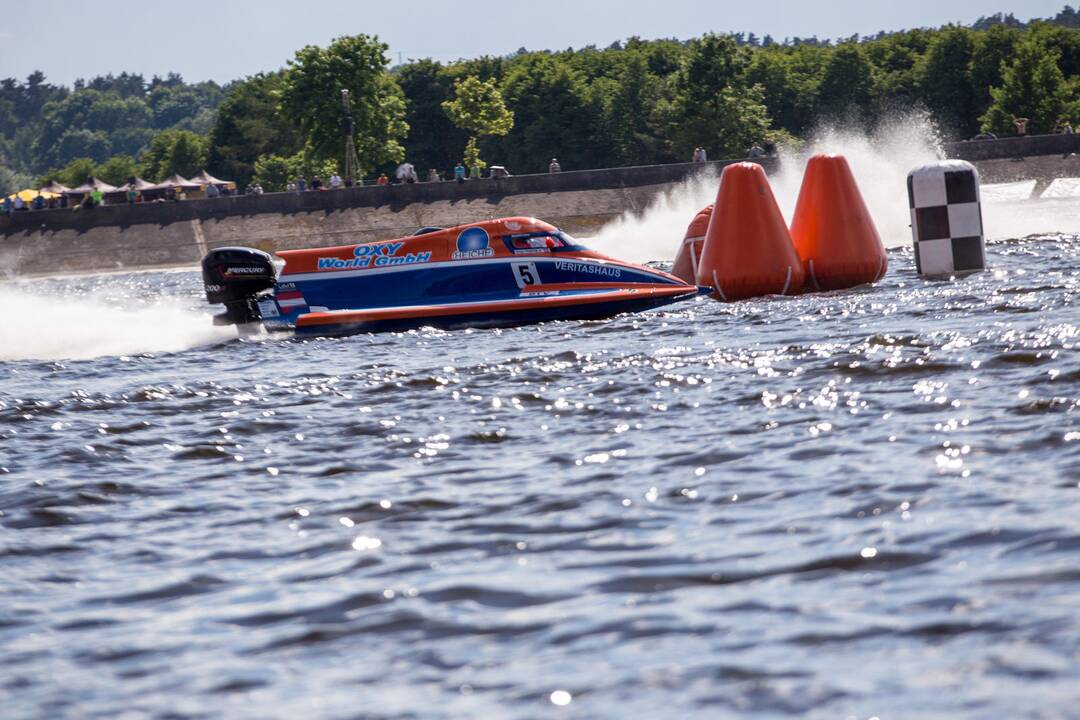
[202,217,706,336]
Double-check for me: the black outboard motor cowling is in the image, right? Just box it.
[202,247,276,326]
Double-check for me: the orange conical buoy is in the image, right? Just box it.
[789,154,887,291]
[695,162,804,301]
[671,204,712,284]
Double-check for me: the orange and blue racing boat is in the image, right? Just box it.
[201,217,706,337]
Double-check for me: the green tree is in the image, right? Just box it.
[252,151,339,191]
[96,154,139,185]
[602,52,667,165]
[969,24,1022,120]
[442,75,514,170]
[980,35,1070,134]
[664,34,771,159]
[147,80,224,131]
[51,129,112,165]
[397,59,469,173]
[495,54,598,172]
[140,129,208,181]
[815,43,876,123]
[915,27,977,138]
[205,72,302,189]
[0,162,32,194]
[864,29,932,111]
[280,34,408,172]
[39,156,98,188]
[32,89,154,168]
[251,154,293,191]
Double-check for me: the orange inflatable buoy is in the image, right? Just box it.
[671,204,712,284]
[789,154,887,291]
[695,162,804,301]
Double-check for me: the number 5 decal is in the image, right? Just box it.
[512,261,540,288]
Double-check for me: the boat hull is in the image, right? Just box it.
[292,284,702,336]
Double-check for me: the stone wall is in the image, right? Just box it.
[944,132,1080,161]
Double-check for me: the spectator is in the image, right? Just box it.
[395,162,418,184]
[297,176,307,192]
[286,181,297,193]
[13,195,26,211]
[90,187,104,206]
[32,192,46,210]
[747,143,766,158]
[345,177,354,187]
[454,163,466,183]
[126,185,139,204]
[329,173,342,189]
[692,147,707,162]
[1012,116,1030,136]
[2,195,12,214]
[427,168,440,182]
[311,176,323,190]
[1065,120,1074,135]
[206,183,220,198]
[470,165,483,180]
[549,158,562,173]
[376,173,390,185]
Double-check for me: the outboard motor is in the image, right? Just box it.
[202,247,276,326]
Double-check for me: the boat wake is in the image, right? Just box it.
[0,285,234,361]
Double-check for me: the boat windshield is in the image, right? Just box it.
[555,231,584,248]
[507,230,585,250]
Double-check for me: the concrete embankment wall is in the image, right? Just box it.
[3,134,1079,277]
[1,159,759,277]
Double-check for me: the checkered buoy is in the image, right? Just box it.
[907,160,986,277]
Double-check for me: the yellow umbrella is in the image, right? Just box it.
[6,188,61,202]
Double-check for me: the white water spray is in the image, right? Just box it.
[587,168,721,264]
[770,116,943,248]
[589,112,1080,263]
[0,285,234,361]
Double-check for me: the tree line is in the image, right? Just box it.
[2,6,1079,195]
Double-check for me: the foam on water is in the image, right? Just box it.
[0,285,234,361]
[589,113,1080,263]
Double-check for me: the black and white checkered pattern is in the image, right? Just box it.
[907,160,986,276]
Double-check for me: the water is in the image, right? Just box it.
[2,231,1079,718]
[4,116,1080,716]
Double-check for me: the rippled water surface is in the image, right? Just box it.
[3,235,1080,719]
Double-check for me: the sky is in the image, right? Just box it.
[0,0,1068,86]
